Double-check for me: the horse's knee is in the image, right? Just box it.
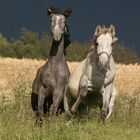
[79,86,87,98]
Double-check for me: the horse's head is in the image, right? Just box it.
[93,25,118,71]
[48,6,72,41]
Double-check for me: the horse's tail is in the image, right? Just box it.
[31,92,38,111]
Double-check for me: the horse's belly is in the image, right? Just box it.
[82,93,102,106]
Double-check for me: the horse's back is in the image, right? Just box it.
[68,59,86,99]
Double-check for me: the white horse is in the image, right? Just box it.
[64,25,117,122]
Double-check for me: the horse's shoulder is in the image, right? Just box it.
[109,56,116,70]
[87,50,95,58]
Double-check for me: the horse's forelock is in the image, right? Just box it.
[48,6,72,17]
[48,6,62,15]
[93,27,116,45]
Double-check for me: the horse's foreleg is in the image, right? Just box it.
[101,84,111,123]
[106,86,116,119]
[71,87,87,114]
[71,95,82,114]
[50,88,64,115]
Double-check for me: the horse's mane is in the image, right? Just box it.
[93,26,109,42]
[64,24,71,55]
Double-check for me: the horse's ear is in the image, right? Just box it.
[94,25,101,36]
[63,8,72,18]
[109,25,115,37]
[47,7,53,16]
[48,6,57,16]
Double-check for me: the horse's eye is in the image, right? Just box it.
[62,20,65,24]
[111,43,114,46]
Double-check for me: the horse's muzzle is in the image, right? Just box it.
[98,52,110,71]
[52,26,63,41]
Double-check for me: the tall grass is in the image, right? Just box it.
[0,58,140,139]
[0,83,140,140]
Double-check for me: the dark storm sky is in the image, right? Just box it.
[0,0,140,55]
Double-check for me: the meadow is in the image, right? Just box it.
[0,57,140,140]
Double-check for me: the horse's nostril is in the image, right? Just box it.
[52,27,63,41]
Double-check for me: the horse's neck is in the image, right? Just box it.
[86,51,97,67]
[49,37,65,61]
[86,51,106,77]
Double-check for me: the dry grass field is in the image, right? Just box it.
[0,57,140,140]
[0,57,140,101]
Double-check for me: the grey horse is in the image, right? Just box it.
[31,6,72,124]
[64,25,117,122]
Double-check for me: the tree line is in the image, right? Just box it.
[0,28,139,64]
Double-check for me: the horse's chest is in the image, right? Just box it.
[93,74,105,89]
[87,69,105,91]
[42,62,69,87]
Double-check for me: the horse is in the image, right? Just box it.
[31,6,72,124]
[64,25,117,123]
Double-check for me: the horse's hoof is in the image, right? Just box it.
[35,118,43,127]
[64,112,71,121]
